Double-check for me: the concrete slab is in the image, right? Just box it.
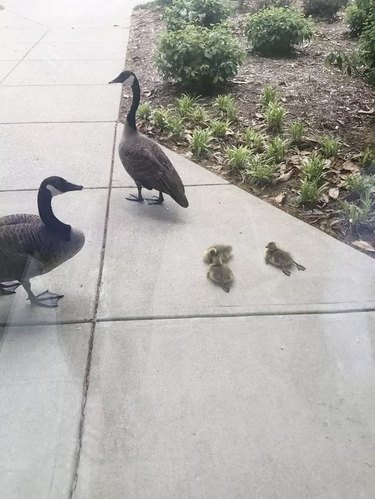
[97,185,375,320]
[0,122,115,189]
[0,42,35,60]
[0,9,47,29]
[113,135,228,187]
[0,84,121,122]
[0,188,107,325]
[74,314,375,499]
[42,27,128,43]
[2,59,125,85]
[25,41,126,60]
[0,60,18,81]
[0,27,47,44]
[0,322,90,498]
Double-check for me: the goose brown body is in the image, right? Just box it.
[110,70,189,208]
[0,176,85,307]
[0,214,84,282]
[120,124,189,207]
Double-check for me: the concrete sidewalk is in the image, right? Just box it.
[0,1,375,498]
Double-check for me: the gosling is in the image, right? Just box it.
[203,244,232,264]
[207,254,234,293]
[265,242,306,276]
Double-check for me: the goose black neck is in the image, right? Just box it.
[127,77,140,130]
[38,188,71,241]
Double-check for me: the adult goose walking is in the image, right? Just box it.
[109,70,189,208]
[0,176,85,307]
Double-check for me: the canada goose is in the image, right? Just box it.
[0,176,85,307]
[207,255,234,293]
[109,70,189,208]
[203,244,232,264]
[265,242,305,276]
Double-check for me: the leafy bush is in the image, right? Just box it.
[242,128,265,152]
[265,137,287,162]
[265,101,286,131]
[245,155,278,185]
[137,102,152,120]
[360,21,375,70]
[156,24,245,92]
[346,0,375,36]
[152,107,172,130]
[189,128,212,157]
[298,179,326,205]
[214,94,238,121]
[254,0,291,11]
[260,85,280,106]
[246,7,313,56]
[290,120,306,144]
[301,153,326,183]
[343,173,374,196]
[303,0,348,18]
[163,0,231,30]
[320,134,340,157]
[176,94,201,118]
[342,190,373,228]
[226,145,252,170]
[210,119,232,137]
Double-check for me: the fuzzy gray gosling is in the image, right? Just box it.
[203,244,233,264]
[265,242,305,276]
[207,255,234,293]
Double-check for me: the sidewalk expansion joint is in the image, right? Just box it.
[69,120,119,499]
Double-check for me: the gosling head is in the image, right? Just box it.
[109,70,136,86]
[41,176,83,198]
[266,242,278,252]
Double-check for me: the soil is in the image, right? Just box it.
[118,1,375,255]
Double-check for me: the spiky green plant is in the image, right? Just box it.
[152,107,171,130]
[361,146,375,167]
[301,153,325,183]
[320,134,340,158]
[137,102,152,120]
[290,120,305,144]
[265,102,286,132]
[226,145,252,170]
[210,119,232,138]
[242,128,265,152]
[260,85,280,107]
[214,94,238,121]
[265,137,287,163]
[342,190,373,228]
[297,179,326,205]
[343,173,374,197]
[166,115,184,138]
[245,155,278,185]
[176,93,200,118]
[189,106,210,126]
[189,128,212,158]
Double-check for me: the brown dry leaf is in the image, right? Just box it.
[255,112,263,119]
[358,108,374,115]
[320,194,330,205]
[274,192,286,205]
[277,170,294,182]
[288,155,301,168]
[351,240,375,252]
[341,160,360,173]
[329,187,340,199]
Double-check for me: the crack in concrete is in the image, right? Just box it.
[68,122,119,498]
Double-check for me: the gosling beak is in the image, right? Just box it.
[65,181,83,192]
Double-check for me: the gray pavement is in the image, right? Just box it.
[0,0,374,498]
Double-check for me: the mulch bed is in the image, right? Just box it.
[118,1,375,256]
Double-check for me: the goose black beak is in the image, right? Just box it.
[108,76,121,84]
[65,181,83,192]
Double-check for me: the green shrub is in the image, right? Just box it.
[137,102,152,120]
[254,0,291,10]
[342,190,373,228]
[242,128,265,152]
[290,120,306,144]
[176,94,201,118]
[214,94,238,121]
[343,173,374,196]
[265,101,286,131]
[301,153,326,183]
[189,128,212,157]
[298,179,326,205]
[361,146,375,166]
[246,7,313,56]
[156,24,245,92]
[151,107,172,130]
[360,22,375,71]
[265,137,287,162]
[303,0,348,18]
[163,0,231,30]
[320,134,340,158]
[260,85,280,106]
[210,119,232,137]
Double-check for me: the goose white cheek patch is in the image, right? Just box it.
[126,74,134,85]
[46,184,63,197]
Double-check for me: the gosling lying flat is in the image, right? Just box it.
[109,70,188,208]
[265,242,305,276]
[0,176,85,307]
[207,255,234,293]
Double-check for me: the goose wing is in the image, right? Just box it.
[123,137,186,196]
[0,215,45,281]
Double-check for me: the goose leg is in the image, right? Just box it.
[22,280,64,308]
[146,191,164,205]
[0,282,20,295]
[293,261,306,271]
[126,183,144,202]
[282,267,291,276]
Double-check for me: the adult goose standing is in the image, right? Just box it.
[0,176,85,307]
[109,70,189,208]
